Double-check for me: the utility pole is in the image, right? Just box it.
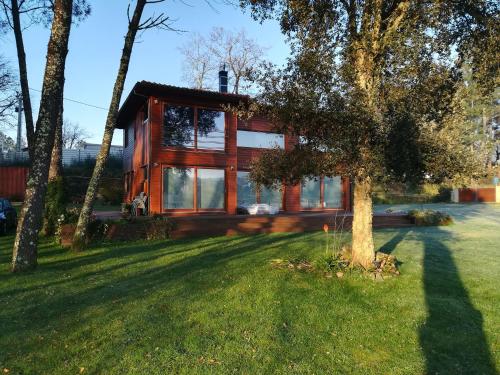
[15,92,23,152]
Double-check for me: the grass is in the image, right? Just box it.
[0,204,499,374]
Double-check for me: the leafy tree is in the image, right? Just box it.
[239,0,498,268]
[179,27,267,93]
[11,0,73,272]
[72,0,176,251]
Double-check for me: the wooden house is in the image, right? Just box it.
[116,75,351,216]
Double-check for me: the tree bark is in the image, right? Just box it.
[10,0,35,159]
[11,0,72,272]
[72,0,146,251]
[351,175,375,268]
[49,104,63,180]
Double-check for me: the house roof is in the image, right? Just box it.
[116,81,248,129]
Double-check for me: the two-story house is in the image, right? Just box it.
[116,72,351,216]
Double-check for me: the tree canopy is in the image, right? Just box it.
[236,0,499,267]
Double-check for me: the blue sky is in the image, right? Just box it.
[1,0,289,145]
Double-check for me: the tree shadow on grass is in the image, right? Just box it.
[378,228,411,255]
[417,228,497,375]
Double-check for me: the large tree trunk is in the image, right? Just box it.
[351,175,375,268]
[10,0,35,159]
[71,0,146,251]
[11,0,73,272]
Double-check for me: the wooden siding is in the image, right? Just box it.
[0,166,29,200]
[458,187,497,203]
[124,91,352,214]
[169,213,412,239]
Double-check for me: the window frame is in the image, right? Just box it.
[161,102,227,152]
[300,176,343,210]
[237,170,284,209]
[161,165,227,213]
[236,130,285,149]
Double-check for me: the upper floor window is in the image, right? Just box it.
[197,109,225,150]
[237,130,284,149]
[163,105,195,148]
[163,105,225,150]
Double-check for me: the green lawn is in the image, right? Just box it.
[0,204,499,374]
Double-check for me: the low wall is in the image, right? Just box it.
[60,212,413,245]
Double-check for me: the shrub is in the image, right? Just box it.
[145,215,175,240]
[408,209,453,226]
[43,177,67,236]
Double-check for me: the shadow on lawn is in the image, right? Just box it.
[417,227,497,375]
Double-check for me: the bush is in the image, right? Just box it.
[408,209,453,226]
[98,178,124,205]
[145,215,175,240]
[43,177,67,236]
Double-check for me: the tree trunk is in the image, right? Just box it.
[72,0,146,251]
[49,104,63,180]
[11,0,72,272]
[351,175,375,269]
[10,0,35,159]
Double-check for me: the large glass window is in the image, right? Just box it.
[237,171,282,208]
[197,110,225,150]
[163,105,195,147]
[163,105,225,150]
[237,171,257,207]
[237,130,284,149]
[301,176,343,209]
[163,168,194,209]
[324,176,342,208]
[301,177,321,208]
[197,169,225,209]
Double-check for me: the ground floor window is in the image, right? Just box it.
[237,171,282,208]
[163,167,225,211]
[301,176,342,209]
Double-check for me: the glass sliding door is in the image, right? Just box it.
[261,186,282,208]
[197,169,225,209]
[237,171,257,207]
[163,168,194,209]
[301,177,321,208]
[324,176,342,208]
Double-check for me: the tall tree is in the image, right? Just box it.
[72,0,174,250]
[0,0,90,159]
[11,0,73,272]
[179,27,267,93]
[0,55,16,128]
[61,119,90,149]
[240,0,498,268]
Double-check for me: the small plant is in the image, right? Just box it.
[87,219,109,242]
[408,209,453,226]
[121,203,132,219]
[145,215,175,240]
[271,257,313,271]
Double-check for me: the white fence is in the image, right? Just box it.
[0,143,123,166]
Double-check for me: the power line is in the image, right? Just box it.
[28,87,108,111]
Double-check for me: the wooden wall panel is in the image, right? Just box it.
[0,166,29,200]
[125,91,352,214]
[475,188,495,202]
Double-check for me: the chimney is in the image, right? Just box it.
[218,64,228,93]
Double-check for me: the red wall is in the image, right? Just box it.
[0,166,29,201]
[459,188,496,203]
[126,94,351,215]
